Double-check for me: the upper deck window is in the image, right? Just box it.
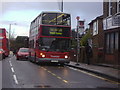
[0,38,2,46]
[0,43,2,46]
[0,30,3,33]
[42,13,71,26]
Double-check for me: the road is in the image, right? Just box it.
[2,55,119,89]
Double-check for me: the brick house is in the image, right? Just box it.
[88,15,104,64]
[88,0,120,65]
[103,0,120,65]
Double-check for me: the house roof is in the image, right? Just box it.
[88,15,103,25]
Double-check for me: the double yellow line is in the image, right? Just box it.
[41,67,69,84]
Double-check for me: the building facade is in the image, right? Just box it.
[103,0,120,65]
[89,16,104,64]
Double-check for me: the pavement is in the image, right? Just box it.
[67,61,120,82]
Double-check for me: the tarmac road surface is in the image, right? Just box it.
[2,56,119,89]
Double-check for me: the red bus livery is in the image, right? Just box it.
[0,28,9,58]
[29,12,71,64]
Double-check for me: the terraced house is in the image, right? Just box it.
[88,0,120,66]
[103,0,120,65]
[88,15,104,64]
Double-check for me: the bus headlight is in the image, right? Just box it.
[40,53,43,55]
[65,55,68,59]
[40,53,45,58]
[42,54,45,58]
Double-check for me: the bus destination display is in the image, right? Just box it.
[42,26,70,37]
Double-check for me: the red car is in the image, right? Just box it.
[16,48,29,60]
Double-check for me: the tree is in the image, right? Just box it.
[9,30,16,40]
[15,36,29,49]
[80,29,92,46]
[9,30,16,51]
[10,36,29,52]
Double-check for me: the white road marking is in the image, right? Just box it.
[13,75,18,85]
[9,61,13,67]
[11,67,15,73]
[9,58,11,60]
[9,60,11,63]
[8,60,19,85]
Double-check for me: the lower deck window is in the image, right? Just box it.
[105,32,119,54]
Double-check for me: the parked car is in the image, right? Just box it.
[0,49,5,59]
[16,48,29,60]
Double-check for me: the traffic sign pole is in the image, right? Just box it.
[76,16,80,65]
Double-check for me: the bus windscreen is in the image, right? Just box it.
[38,37,70,52]
[41,26,71,37]
[42,13,71,26]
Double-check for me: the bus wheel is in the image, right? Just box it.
[2,54,5,59]
[60,63,64,66]
[29,56,32,62]
[29,53,33,62]
[16,58,19,60]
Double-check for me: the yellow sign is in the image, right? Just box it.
[49,28,62,35]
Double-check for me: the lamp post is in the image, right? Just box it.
[9,23,16,53]
[61,0,63,12]
[76,16,80,65]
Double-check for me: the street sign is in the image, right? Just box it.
[76,16,80,65]
[78,20,84,28]
[76,16,80,20]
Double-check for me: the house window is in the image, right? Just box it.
[110,33,114,53]
[93,21,98,36]
[105,32,119,54]
[109,0,112,16]
[115,32,119,50]
[106,34,110,53]
[117,0,120,13]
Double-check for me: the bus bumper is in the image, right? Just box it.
[36,58,70,64]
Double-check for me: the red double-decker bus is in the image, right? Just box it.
[29,12,71,64]
[0,28,9,58]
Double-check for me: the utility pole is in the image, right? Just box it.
[76,16,80,65]
[9,24,11,52]
[9,23,16,53]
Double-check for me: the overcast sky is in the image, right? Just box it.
[0,1,103,37]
